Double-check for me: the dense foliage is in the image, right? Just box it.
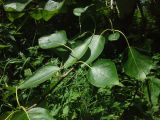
[0,0,160,119]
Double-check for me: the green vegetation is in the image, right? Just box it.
[0,0,160,119]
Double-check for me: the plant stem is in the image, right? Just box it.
[36,67,74,105]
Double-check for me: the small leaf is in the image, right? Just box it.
[43,0,64,21]
[38,30,67,49]
[63,40,90,68]
[4,0,32,12]
[18,65,60,89]
[88,59,119,88]
[108,32,120,41]
[123,47,153,80]
[82,35,105,65]
[73,4,93,16]
[30,8,43,20]
[73,8,87,16]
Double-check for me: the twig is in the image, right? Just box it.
[36,68,74,105]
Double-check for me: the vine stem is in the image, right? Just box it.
[20,106,30,120]
[77,61,92,69]
[114,30,145,80]
[79,16,82,33]
[100,28,112,36]
[4,111,15,120]
[100,28,145,80]
[16,87,21,107]
[109,19,114,32]
[59,44,73,52]
[16,87,30,120]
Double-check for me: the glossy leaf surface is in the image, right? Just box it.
[88,59,119,88]
[82,35,105,66]
[18,65,60,89]
[124,47,153,80]
[63,40,90,68]
[38,30,67,49]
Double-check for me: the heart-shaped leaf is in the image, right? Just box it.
[63,40,90,68]
[18,65,60,89]
[108,32,120,41]
[10,107,53,120]
[83,35,105,65]
[88,59,119,88]
[123,47,153,80]
[38,30,67,49]
[4,0,32,12]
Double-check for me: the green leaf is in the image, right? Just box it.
[43,0,64,21]
[10,107,53,120]
[30,8,43,20]
[18,65,60,89]
[73,8,87,17]
[150,78,160,111]
[108,32,120,41]
[88,59,120,88]
[10,111,28,120]
[7,12,25,21]
[4,0,31,20]
[83,35,105,65]
[73,4,93,16]
[4,0,32,12]
[63,40,90,68]
[30,0,64,21]
[0,44,11,49]
[144,77,160,111]
[62,106,69,117]
[123,47,153,80]
[27,107,54,120]
[38,30,67,49]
